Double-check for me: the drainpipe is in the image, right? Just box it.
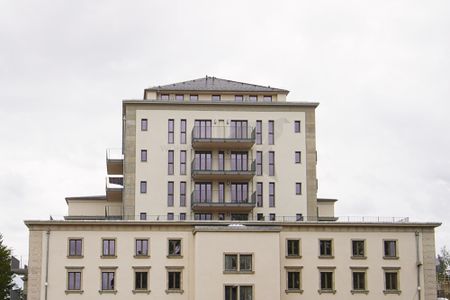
[415,231,422,300]
[44,230,50,300]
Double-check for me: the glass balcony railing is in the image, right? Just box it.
[190,190,256,212]
[191,126,256,149]
[191,159,255,180]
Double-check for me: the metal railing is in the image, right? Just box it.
[191,126,256,141]
[191,159,256,173]
[190,190,256,206]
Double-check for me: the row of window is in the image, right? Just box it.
[158,94,274,103]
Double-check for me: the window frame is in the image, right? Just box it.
[383,267,401,294]
[134,238,149,257]
[175,94,184,101]
[350,267,368,294]
[269,182,275,207]
[140,181,147,194]
[383,239,398,259]
[167,181,174,207]
[180,150,186,175]
[285,266,303,293]
[99,267,118,294]
[268,151,275,176]
[101,238,117,258]
[256,151,263,176]
[167,238,183,258]
[223,253,254,274]
[166,266,184,293]
[318,267,336,294]
[140,118,148,131]
[256,120,262,144]
[295,151,301,164]
[256,182,263,207]
[180,181,186,207]
[140,149,147,162]
[133,266,151,293]
[319,239,334,258]
[351,239,366,259]
[180,119,186,144]
[268,120,274,145]
[295,182,302,195]
[212,95,221,102]
[286,239,301,258]
[168,150,174,175]
[168,119,174,144]
[66,267,83,293]
[189,94,198,102]
[294,120,301,133]
[67,238,83,258]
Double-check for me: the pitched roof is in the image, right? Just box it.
[145,76,289,94]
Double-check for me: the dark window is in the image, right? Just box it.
[230,183,248,203]
[224,254,252,272]
[194,213,212,220]
[167,212,174,220]
[194,183,212,202]
[212,95,221,102]
[102,239,115,256]
[167,182,174,207]
[135,271,148,290]
[179,213,186,221]
[287,271,300,290]
[295,151,301,163]
[256,182,263,207]
[218,213,225,220]
[384,240,397,257]
[168,119,174,144]
[190,95,198,101]
[385,272,398,290]
[69,239,82,256]
[249,95,257,102]
[136,239,148,256]
[175,94,184,101]
[161,94,169,100]
[180,182,186,207]
[269,151,275,176]
[218,152,225,171]
[352,240,365,257]
[101,272,115,290]
[296,213,303,221]
[235,95,243,102]
[193,120,212,138]
[256,120,262,144]
[225,286,237,300]
[230,120,248,139]
[168,271,181,290]
[231,152,248,171]
[141,149,147,162]
[269,182,275,207]
[140,181,147,193]
[353,271,366,290]
[263,95,272,102]
[219,183,225,203]
[141,119,148,131]
[180,119,186,144]
[294,120,301,133]
[320,271,333,290]
[231,214,248,221]
[168,239,181,256]
[320,240,332,256]
[295,183,302,195]
[139,213,147,221]
[269,213,276,221]
[67,272,81,290]
[257,213,264,221]
[239,255,252,271]
[194,152,212,170]
[256,151,263,176]
[287,240,300,257]
[224,254,237,271]
[168,150,174,175]
[180,151,186,175]
[268,120,274,144]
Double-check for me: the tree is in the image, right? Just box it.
[437,246,450,280]
[0,233,14,300]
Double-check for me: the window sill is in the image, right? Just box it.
[351,256,367,260]
[132,289,151,294]
[285,289,303,294]
[286,255,302,259]
[383,256,399,260]
[318,289,336,294]
[351,289,369,295]
[100,255,117,259]
[383,290,401,295]
[318,255,334,259]
[98,290,117,294]
[223,270,254,274]
[134,255,150,259]
[167,255,183,259]
[65,290,83,294]
[67,255,84,259]
[165,289,184,294]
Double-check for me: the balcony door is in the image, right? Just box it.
[230,152,248,171]
[194,152,212,170]
[194,120,212,138]
[230,120,248,139]
[230,183,248,203]
[194,183,212,203]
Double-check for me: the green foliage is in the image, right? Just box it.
[437,246,450,280]
[0,233,14,300]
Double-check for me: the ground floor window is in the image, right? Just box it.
[225,285,252,300]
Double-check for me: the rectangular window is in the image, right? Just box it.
[287,239,300,257]
[256,120,262,144]
[194,182,212,203]
[235,95,243,102]
[269,213,276,221]
[190,94,198,102]
[352,270,366,291]
[384,269,399,291]
[167,212,174,220]
[168,119,174,144]
[296,213,303,221]
[384,240,397,258]
[319,239,333,257]
[135,271,148,290]
[180,151,186,175]
[230,120,248,139]
[68,239,82,257]
[320,271,334,291]
[141,118,148,131]
[269,151,275,176]
[212,95,221,102]
[175,94,184,101]
[268,120,274,144]
[224,254,252,272]
[180,119,186,144]
[218,151,225,171]
[140,149,147,162]
[180,181,186,207]
[135,239,148,256]
[219,182,225,203]
[194,151,212,170]
[218,213,225,220]
[269,182,275,207]
[139,212,147,220]
[231,152,248,171]
[167,270,182,291]
[161,94,169,100]
[263,95,272,102]
[256,182,263,207]
[168,150,174,175]
[193,120,212,138]
[168,239,182,256]
[102,239,116,256]
[194,213,212,220]
[67,271,81,290]
[140,181,147,193]
[179,213,186,221]
[101,272,115,291]
[287,270,301,291]
[230,183,248,203]
[167,181,174,207]
[256,151,263,176]
[231,214,249,221]
[249,95,257,102]
[294,120,301,133]
[257,213,264,221]
[295,151,301,163]
[352,240,365,257]
[225,286,253,300]
[295,182,302,195]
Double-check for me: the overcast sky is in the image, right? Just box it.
[1,0,449,263]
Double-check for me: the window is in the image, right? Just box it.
[319,239,333,257]
[180,119,186,144]
[249,95,257,102]
[141,118,148,131]
[296,213,303,221]
[263,95,272,102]
[295,151,301,163]
[193,182,212,203]
[218,182,225,203]
[212,95,221,102]
[167,181,174,207]
[193,120,212,138]
[67,270,82,291]
[257,213,264,221]
[256,151,263,176]
[235,95,243,102]
[218,213,225,220]
[68,239,82,257]
[269,182,275,207]
[140,149,147,162]
[268,120,274,144]
[295,182,302,195]
[139,212,147,220]
[352,240,365,258]
[168,239,182,256]
[230,183,248,203]
[140,181,147,193]
[231,214,248,221]
[383,268,400,293]
[351,268,367,292]
[175,94,184,101]
[294,120,301,133]
[161,94,169,100]
[190,94,198,101]
[167,212,174,220]
[179,213,186,221]
[168,150,174,175]
[256,182,263,207]
[286,267,302,293]
[269,151,275,176]
[231,152,248,171]
[269,213,276,221]
[135,239,149,256]
[180,151,186,175]
[168,119,174,144]
[256,120,262,144]
[230,120,248,139]
[194,213,212,220]
[134,271,148,291]
[194,151,212,170]
[224,254,253,273]
[225,285,252,300]
[180,181,186,207]
[218,151,225,171]
[384,240,397,258]
[167,267,183,293]
[101,271,115,291]
[287,239,300,257]
[102,239,116,257]
[319,269,335,293]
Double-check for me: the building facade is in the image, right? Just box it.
[26,77,439,300]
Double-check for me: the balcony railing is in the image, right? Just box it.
[191,126,256,149]
[106,148,123,175]
[191,159,256,180]
[190,190,256,212]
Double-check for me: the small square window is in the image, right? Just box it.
[269,213,276,221]
[168,239,182,256]
[224,254,238,272]
[384,240,397,258]
[161,94,169,100]
[140,150,147,162]
[257,213,264,221]
[141,119,148,131]
[190,95,198,101]
[294,121,301,133]
[179,213,186,221]
[167,212,174,220]
[295,151,301,163]
[295,182,302,195]
[140,181,147,194]
[296,213,303,221]
[139,212,147,221]
[319,239,333,257]
[352,240,365,258]
[287,239,300,257]
[249,95,257,102]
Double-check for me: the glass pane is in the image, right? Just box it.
[225,255,237,271]
[240,255,252,271]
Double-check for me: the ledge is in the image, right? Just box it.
[165,289,184,294]
[383,256,399,260]
[67,255,84,259]
[318,255,335,259]
[65,290,83,294]
[134,255,150,259]
[351,256,367,260]
[383,290,401,295]
[132,289,151,294]
[100,255,117,259]
[223,270,254,274]
[167,255,183,259]
[98,290,117,294]
[318,289,336,294]
[286,255,302,259]
[351,289,369,295]
[285,289,303,294]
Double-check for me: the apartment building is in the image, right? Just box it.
[26,76,439,300]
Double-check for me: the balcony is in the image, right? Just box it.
[106,175,123,201]
[191,126,255,149]
[191,159,256,180]
[191,191,256,212]
[106,148,123,175]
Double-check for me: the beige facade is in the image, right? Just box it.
[26,77,439,300]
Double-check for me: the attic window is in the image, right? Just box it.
[235,95,243,102]
[161,94,169,100]
[212,95,221,102]
[263,95,272,102]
